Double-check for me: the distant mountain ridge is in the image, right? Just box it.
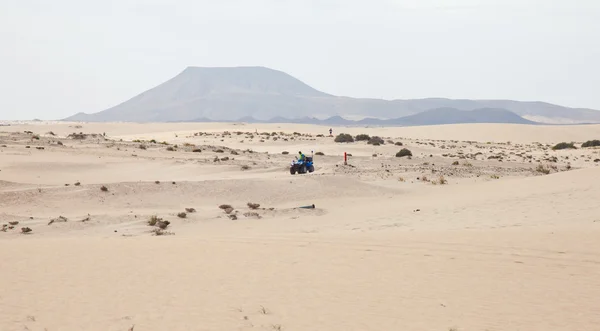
[181,108,539,126]
[65,66,600,124]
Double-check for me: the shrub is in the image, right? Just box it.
[192,149,201,153]
[536,164,551,174]
[185,208,196,213]
[334,133,354,143]
[452,161,459,165]
[241,165,251,170]
[219,204,232,210]
[139,144,147,150]
[315,152,325,156]
[282,151,289,155]
[100,185,108,192]
[552,142,576,150]
[166,146,175,151]
[148,215,161,226]
[367,136,385,145]
[396,148,412,157]
[395,142,403,146]
[214,149,224,153]
[582,140,600,148]
[355,134,370,141]
[247,202,260,210]
[157,220,170,229]
[177,212,187,219]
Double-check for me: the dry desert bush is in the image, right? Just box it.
[185,208,196,213]
[247,202,260,209]
[355,134,370,141]
[100,185,108,192]
[177,212,187,219]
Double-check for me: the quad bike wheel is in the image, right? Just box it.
[290,166,296,175]
[308,165,315,173]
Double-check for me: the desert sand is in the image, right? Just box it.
[1,121,600,331]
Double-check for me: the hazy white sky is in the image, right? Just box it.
[1,0,599,120]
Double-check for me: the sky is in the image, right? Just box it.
[1,0,599,120]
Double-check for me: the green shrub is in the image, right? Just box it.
[582,140,600,148]
[367,136,385,145]
[334,133,354,143]
[396,148,412,157]
[355,134,370,141]
[552,142,576,150]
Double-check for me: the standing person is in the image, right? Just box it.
[329,128,333,136]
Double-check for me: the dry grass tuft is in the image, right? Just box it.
[177,212,187,219]
[536,164,551,174]
[151,228,174,236]
[244,212,262,219]
[148,215,161,226]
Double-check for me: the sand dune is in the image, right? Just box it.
[1,122,600,331]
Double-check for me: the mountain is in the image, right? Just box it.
[187,108,538,126]
[386,108,539,126]
[65,66,600,124]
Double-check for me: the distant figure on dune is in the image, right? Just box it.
[329,128,333,136]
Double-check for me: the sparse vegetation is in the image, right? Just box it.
[192,148,202,153]
[367,136,385,145]
[139,144,147,150]
[214,149,224,153]
[282,151,289,155]
[315,151,325,156]
[437,175,448,185]
[166,146,175,151]
[241,165,251,171]
[157,220,170,229]
[452,161,459,165]
[185,208,196,213]
[396,148,412,157]
[177,212,187,218]
[244,212,261,218]
[334,133,354,143]
[21,227,32,234]
[536,164,551,174]
[151,228,174,236]
[148,215,161,226]
[394,141,403,146]
[355,134,370,141]
[219,204,232,210]
[247,202,260,209]
[582,140,600,148]
[552,142,576,150]
[100,185,108,192]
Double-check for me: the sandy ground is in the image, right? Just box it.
[1,121,600,331]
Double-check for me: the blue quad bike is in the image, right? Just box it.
[290,156,315,175]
